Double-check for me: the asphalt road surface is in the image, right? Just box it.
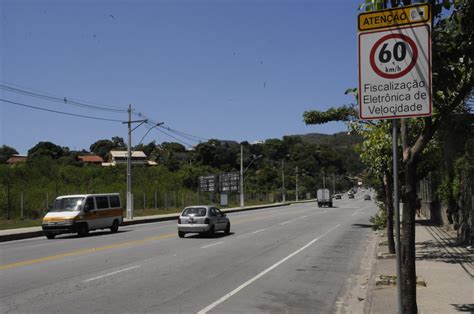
[0,194,377,313]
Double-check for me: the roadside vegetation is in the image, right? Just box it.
[0,133,364,228]
[303,1,473,312]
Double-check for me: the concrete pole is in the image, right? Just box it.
[322,169,326,189]
[240,145,244,207]
[126,104,133,220]
[282,159,286,203]
[296,166,299,202]
[393,120,403,313]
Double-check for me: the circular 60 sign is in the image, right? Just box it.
[358,24,432,120]
[369,33,418,79]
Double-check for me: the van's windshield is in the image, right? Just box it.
[51,197,84,212]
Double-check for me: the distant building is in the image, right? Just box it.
[6,155,27,165]
[104,150,156,166]
[78,155,104,165]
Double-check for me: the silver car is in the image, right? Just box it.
[177,206,230,238]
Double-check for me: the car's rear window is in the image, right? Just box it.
[181,207,207,217]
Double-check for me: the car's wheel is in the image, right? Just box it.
[207,225,215,237]
[178,231,185,238]
[77,223,89,237]
[45,233,55,240]
[224,222,230,235]
[110,220,119,233]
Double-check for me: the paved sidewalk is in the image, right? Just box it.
[368,219,474,313]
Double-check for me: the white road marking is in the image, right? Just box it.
[279,221,292,225]
[201,241,224,249]
[198,224,341,314]
[351,206,368,216]
[252,229,266,234]
[83,265,141,283]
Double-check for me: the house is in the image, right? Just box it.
[78,155,104,165]
[104,150,155,166]
[6,155,27,165]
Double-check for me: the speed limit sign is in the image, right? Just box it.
[358,22,432,119]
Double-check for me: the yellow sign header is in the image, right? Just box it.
[358,4,430,32]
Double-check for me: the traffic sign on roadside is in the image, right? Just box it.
[358,4,430,31]
[358,5,432,120]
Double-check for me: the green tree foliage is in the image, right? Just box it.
[304,1,473,312]
[0,132,364,219]
[90,139,119,160]
[0,145,19,164]
[27,141,64,162]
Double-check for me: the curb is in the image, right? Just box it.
[0,201,314,242]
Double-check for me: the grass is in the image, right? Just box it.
[0,218,43,230]
[0,200,286,230]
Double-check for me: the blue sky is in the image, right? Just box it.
[1,0,362,155]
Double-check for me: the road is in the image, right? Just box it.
[0,195,377,313]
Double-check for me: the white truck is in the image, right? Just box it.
[317,188,332,207]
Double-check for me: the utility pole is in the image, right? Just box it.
[240,145,244,208]
[332,174,336,195]
[126,105,132,220]
[322,169,326,189]
[295,166,299,202]
[123,104,147,220]
[282,159,285,203]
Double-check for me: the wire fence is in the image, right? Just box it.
[0,189,312,220]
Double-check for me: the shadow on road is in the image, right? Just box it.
[351,223,373,229]
[184,232,235,239]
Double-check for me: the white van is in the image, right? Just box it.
[42,193,123,239]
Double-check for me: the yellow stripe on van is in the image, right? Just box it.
[0,233,174,271]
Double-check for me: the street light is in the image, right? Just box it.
[122,105,163,221]
[281,154,290,203]
[240,145,262,208]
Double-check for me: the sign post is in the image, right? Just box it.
[358,4,432,313]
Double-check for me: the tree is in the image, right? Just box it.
[90,139,118,160]
[304,1,473,312]
[352,122,396,254]
[0,145,19,164]
[27,141,64,162]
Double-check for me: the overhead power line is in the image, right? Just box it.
[133,110,208,144]
[0,82,127,113]
[159,125,208,142]
[0,98,124,122]
[154,127,195,147]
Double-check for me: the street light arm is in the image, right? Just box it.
[243,155,262,173]
[137,122,164,147]
[131,119,149,133]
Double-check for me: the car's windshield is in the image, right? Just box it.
[50,197,84,212]
[181,207,207,217]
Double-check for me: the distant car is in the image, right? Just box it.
[364,194,371,201]
[348,193,355,199]
[177,206,230,238]
[334,194,342,200]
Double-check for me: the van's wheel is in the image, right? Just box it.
[45,233,55,239]
[318,203,322,208]
[78,223,89,237]
[207,225,215,237]
[224,222,231,235]
[110,220,119,233]
[178,231,185,238]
